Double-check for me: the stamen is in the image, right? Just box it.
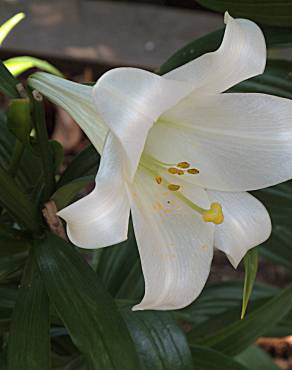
[202,203,224,224]
[140,157,223,225]
[177,161,190,169]
[155,176,162,184]
[168,184,180,191]
[187,168,200,175]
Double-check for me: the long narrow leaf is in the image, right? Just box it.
[236,346,280,370]
[122,308,193,370]
[4,56,63,77]
[0,13,25,46]
[0,60,20,98]
[52,176,94,210]
[191,345,248,370]
[158,27,292,76]
[35,233,140,370]
[7,254,51,370]
[189,284,292,356]
[241,248,258,319]
[57,144,99,188]
[196,0,292,27]
[0,164,41,233]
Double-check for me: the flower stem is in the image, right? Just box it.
[31,89,55,202]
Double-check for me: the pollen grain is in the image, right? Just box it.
[168,167,179,174]
[168,184,180,191]
[187,168,200,174]
[177,161,190,169]
[155,176,162,184]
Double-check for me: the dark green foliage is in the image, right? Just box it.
[1,10,292,370]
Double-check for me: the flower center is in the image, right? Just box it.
[139,154,224,225]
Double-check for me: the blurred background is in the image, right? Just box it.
[1,1,292,368]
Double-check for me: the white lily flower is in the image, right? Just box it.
[29,13,292,311]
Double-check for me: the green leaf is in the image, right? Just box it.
[52,175,94,210]
[0,252,26,283]
[185,299,268,344]
[0,286,18,334]
[0,111,44,199]
[7,253,51,370]
[0,60,20,98]
[241,248,258,319]
[0,163,41,233]
[0,13,25,46]
[191,345,248,370]
[4,56,63,77]
[0,235,29,284]
[31,89,55,201]
[176,281,276,326]
[50,140,64,173]
[158,29,224,75]
[35,233,140,370]
[252,181,292,270]
[0,236,29,257]
[57,144,99,188]
[97,220,143,300]
[236,346,280,370]
[122,308,193,370]
[189,284,292,356]
[54,356,87,370]
[231,60,292,100]
[196,0,292,27]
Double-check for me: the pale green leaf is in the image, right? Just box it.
[4,56,63,77]
[0,13,25,46]
[241,248,258,319]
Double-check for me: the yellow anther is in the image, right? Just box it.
[177,161,190,169]
[202,202,224,224]
[187,168,200,175]
[177,169,185,175]
[155,176,162,184]
[168,184,180,191]
[168,167,179,174]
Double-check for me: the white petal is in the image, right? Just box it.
[58,134,130,249]
[146,93,292,191]
[92,67,193,179]
[165,12,266,94]
[28,72,108,154]
[207,190,271,268]
[128,168,214,310]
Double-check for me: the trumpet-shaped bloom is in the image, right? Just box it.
[29,13,292,310]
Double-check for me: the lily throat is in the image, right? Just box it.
[139,154,224,225]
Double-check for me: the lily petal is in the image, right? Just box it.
[58,133,130,249]
[92,67,193,179]
[28,72,107,154]
[165,12,266,94]
[128,168,214,310]
[146,93,292,191]
[207,190,271,268]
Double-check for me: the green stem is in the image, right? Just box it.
[31,89,55,201]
